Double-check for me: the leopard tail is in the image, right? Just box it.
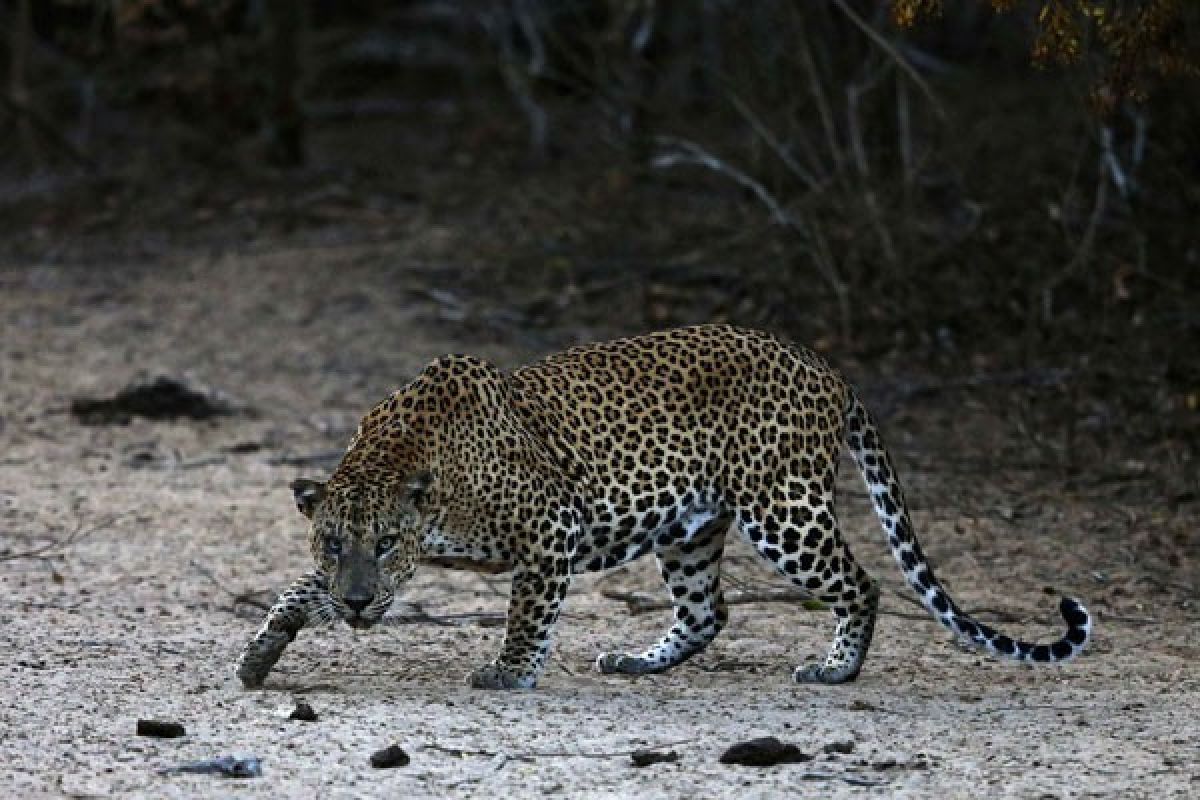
[843,390,1091,663]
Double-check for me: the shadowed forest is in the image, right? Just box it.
[1,1,1197,797]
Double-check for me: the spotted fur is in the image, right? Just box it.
[236,324,1091,689]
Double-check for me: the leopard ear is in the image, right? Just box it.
[404,469,434,505]
[291,479,327,519]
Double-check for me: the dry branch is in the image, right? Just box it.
[382,610,506,628]
[651,136,795,227]
[726,91,822,192]
[603,588,827,615]
[424,737,698,762]
[0,514,118,562]
[829,0,946,121]
[266,450,344,468]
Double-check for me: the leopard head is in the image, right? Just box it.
[290,469,434,628]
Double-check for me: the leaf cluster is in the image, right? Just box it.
[892,0,1198,111]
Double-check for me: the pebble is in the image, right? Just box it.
[823,739,856,755]
[289,702,318,722]
[630,749,679,768]
[369,745,410,769]
[137,719,186,738]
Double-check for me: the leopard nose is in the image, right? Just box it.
[344,590,374,613]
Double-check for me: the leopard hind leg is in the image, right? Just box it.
[596,515,730,675]
[735,488,880,685]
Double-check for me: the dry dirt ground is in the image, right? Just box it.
[1,243,1197,799]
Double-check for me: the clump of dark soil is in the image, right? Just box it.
[71,377,233,425]
[719,737,812,767]
[630,749,680,767]
[136,719,186,738]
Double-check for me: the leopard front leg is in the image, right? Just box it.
[468,558,571,690]
[235,570,330,688]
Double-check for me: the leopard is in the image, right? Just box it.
[235,324,1091,690]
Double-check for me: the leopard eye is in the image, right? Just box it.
[323,536,342,557]
[375,536,397,558]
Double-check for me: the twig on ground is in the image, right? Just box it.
[0,513,119,562]
[190,560,273,613]
[800,772,886,787]
[382,611,507,628]
[267,450,344,468]
[980,704,1092,716]
[605,586,1022,624]
[424,737,699,762]
[551,653,577,676]
[1097,612,1158,626]
[176,455,228,470]
[883,608,941,622]
[603,588,826,615]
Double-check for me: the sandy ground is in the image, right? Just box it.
[1,244,1197,799]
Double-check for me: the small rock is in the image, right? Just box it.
[289,702,318,722]
[137,719,186,738]
[370,745,410,769]
[630,749,679,767]
[823,739,855,755]
[719,737,812,767]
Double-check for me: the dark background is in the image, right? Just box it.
[2,0,1197,502]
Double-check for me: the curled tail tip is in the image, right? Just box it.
[1038,596,1091,663]
[1059,595,1092,643]
[968,595,1091,664]
[1059,596,1090,627]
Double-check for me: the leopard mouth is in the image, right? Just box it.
[345,613,380,630]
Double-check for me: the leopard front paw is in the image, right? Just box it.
[235,631,291,689]
[792,662,861,685]
[595,652,662,675]
[236,662,267,689]
[466,661,537,690]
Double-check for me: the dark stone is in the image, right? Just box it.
[630,749,680,767]
[137,719,186,738]
[289,702,318,722]
[719,736,812,767]
[370,745,411,769]
[823,739,856,755]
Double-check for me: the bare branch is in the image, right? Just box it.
[829,0,946,121]
[603,587,827,615]
[1,514,119,562]
[726,91,823,193]
[424,737,699,761]
[794,14,843,172]
[651,135,796,227]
